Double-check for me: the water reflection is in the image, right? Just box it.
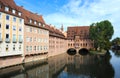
[0,54,66,78]
[59,52,114,78]
[112,49,120,57]
[0,51,117,78]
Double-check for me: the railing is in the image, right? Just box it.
[19,39,23,43]
[5,38,10,43]
[13,39,17,43]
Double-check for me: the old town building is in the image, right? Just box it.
[46,25,67,57]
[67,26,94,50]
[19,5,49,63]
[0,0,24,68]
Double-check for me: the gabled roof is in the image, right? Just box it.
[46,24,66,39]
[18,6,45,24]
[0,0,19,11]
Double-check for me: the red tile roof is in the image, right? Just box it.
[18,6,45,24]
[46,24,66,39]
[0,0,66,39]
[0,0,19,11]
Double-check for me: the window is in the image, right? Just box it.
[34,37,36,42]
[34,29,37,33]
[34,21,37,25]
[12,9,16,14]
[37,46,39,51]
[29,19,32,23]
[6,24,9,29]
[26,46,29,52]
[18,12,22,16]
[41,46,42,50]
[30,37,32,42]
[13,17,16,22]
[0,23,1,28]
[34,46,36,51]
[30,46,32,51]
[0,13,2,19]
[19,27,22,31]
[13,26,16,31]
[43,24,45,27]
[38,23,41,26]
[5,7,9,11]
[19,18,23,24]
[13,45,15,51]
[19,35,22,42]
[26,37,29,42]
[13,34,16,41]
[6,15,9,20]
[30,28,32,32]
[6,34,9,38]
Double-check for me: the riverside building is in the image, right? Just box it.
[46,25,67,57]
[0,0,24,68]
[19,6,49,63]
[67,26,94,50]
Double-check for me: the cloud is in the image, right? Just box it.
[14,0,120,39]
[44,0,120,39]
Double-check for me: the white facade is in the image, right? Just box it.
[0,12,24,57]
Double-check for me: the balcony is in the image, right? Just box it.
[13,39,17,43]
[19,39,23,43]
[5,38,10,43]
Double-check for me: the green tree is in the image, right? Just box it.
[89,20,114,51]
[111,37,120,46]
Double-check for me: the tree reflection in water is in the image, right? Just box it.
[60,52,114,78]
[112,49,120,57]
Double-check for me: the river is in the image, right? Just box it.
[0,50,120,78]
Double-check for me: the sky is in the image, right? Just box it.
[14,0,120,39]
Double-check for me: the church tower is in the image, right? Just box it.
[61,24,64,31]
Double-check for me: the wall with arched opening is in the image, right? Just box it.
[79,48,89,55]
[67,48,77,55]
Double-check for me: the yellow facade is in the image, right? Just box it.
[0,12,24,57]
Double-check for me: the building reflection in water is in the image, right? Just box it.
[0,53,66,78]
[0,52,115,78]
[63,52,114,78]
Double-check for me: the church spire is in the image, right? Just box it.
[61,24,64,31]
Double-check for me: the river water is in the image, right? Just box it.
[0,50,120,78]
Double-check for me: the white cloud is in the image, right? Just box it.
[44,0,120,39]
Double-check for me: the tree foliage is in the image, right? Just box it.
[111,37,120,46]
[89,20,114,51]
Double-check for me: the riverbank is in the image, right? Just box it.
[89,50,107,56]
[0,51,66,69]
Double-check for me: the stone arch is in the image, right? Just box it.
[79,48,89,55]
[67,48,77,55]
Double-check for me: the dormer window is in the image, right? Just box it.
[18,12,22,16]
[43,24,45,27]
[29,19,32,23]
[5,7,9,12]
[12,9,16,14]
[38,23,41,26]
[34,21,37,25]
